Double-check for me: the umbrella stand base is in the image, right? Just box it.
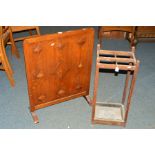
[93,102,125,126]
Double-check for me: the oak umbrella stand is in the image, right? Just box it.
[92,44,140,126]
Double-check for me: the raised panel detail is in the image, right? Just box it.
[24,28,94,111]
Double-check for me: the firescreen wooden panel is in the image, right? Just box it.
[23,28,94,123]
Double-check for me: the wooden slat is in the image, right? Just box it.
[14,35,38,41]
[99,50,132,57]
[1,31,10,45]
[100,26,134,33]
[97,63,135,71]
[11,26,38,32]
[7,35,38,44]
[98,57,135,63]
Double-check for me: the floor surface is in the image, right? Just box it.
[0,26,155,129]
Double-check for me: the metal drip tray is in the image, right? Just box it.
[94,102,125,122]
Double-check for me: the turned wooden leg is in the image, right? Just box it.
[31,111,39,124]
[134,38,138,46]
[4,64,15,87]
[84,95,92,106]
[2,57,15,87]
[10,42,20,59]
[36,27,41,35]
[125,32,136,49]
[9,27,20,58]
[0,45,15,87]
[0,44,13,75]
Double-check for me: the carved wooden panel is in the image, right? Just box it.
[23,28,94,112]
[136,26,155,38]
